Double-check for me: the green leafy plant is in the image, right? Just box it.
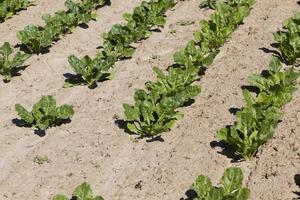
[42,11,78,35]
[218,92,281,159]
[17,0,105,53]
[122,0,255,137]
[175,1,254,69]
[123,83,200,137]
[66,0,175,87]
[274,12,300,65]
[16,25,56,54]
[248,57,299,107]
[64,55,112,87]
[15,96,74,130]
[102,0,175,59]
[217,57,299,159]
[0,0,31,22]
[0,42,30,81]
[53,182,104,200]
[145,66,199,95]
[192,167,250,200]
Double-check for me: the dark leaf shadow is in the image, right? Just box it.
[210,139,243,163]
[103,0,111,6]
[34,130,46,137]
[259,47,280,56]
[15,43,50,55]
[12,118,46,137]
[229,107,241,115]
[182,99,196,107]
[114,119,133,135]
[57,119,72,126]
[294,174,300,198]
[12,118,31,128]
[96,45,103,50]
[63,73,110,89]
[180,189,197,200]
[146,135,164,143]
[79,23,89,29]
[198,66,208,76]
[150,28,162,33]
[12,118,71,137]
[270,42,280,49]
[63,73,92,88]
[295,174,300,186]
[259,44,289,65]
[241,85,260,94]
[8,64,30,79]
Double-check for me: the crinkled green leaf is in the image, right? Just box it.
[72,182,93,200]
[192,167,250,200]
[53,182,104,200]
[221,167,243,195]
[15,104,34,124]
[0,42,30,81]
[15,96,74,131]
[57,105,74,119]
[192,175,213,199]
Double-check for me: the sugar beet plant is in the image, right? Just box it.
[123,0,255,137]
[0,42,30,81]
[192,167,250,200]
[53,182,104,200]
[218,57,299,159]
[0,0,31,22]
[65,0,175,88]
[15,96,74,130]
[16,0,105,54]
[274,12,300,65]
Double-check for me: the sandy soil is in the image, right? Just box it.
[0,0,299,199]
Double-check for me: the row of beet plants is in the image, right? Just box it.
[64,0,175,88]
[11,0,176,132]
[217,12,300,160]
[17,0,106,54]
[0,0,32,22]
[122,0,256,138]
[0,0,106,82]
[188,11,300,200]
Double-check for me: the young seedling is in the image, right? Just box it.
[53,182,104,200]
[192,167,250,200]
[0,42,30,81]
[33,155,49,165]
[15,96,74,130]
